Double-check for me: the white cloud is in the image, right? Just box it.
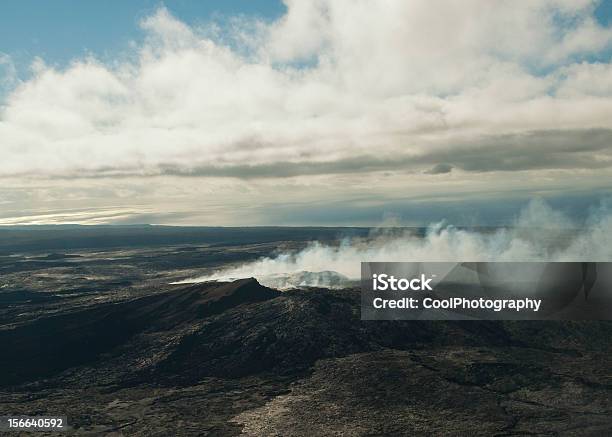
[0,53,19,97]
[0,1,612,224]
[1,1,611,178]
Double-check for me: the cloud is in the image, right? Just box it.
[425,164,454,175]
[0,53,18,97]
[1,2,612,225]
[0,1,611,181]
[0,207,145,225]
[32,128,607,179]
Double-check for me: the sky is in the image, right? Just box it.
[1,0,612,226]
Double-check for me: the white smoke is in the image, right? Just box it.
[180,199,612,289]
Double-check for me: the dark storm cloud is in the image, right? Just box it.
[155,128,612,178]
[425,163,453,174]
[44,128,612,180]
[427,129,612,173]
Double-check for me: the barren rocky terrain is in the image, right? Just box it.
[0,226,610,436]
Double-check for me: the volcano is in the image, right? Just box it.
[1,278,611,435]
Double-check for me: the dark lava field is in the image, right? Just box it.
[0,226,611,436]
